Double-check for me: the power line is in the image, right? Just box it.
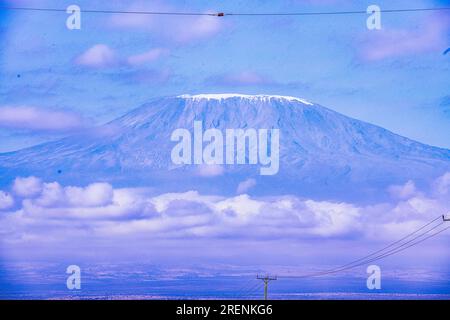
[233,277,257,298]
[1,6,450,17]
[245,283,264,299]
[347,225,450,268]
[0,7,215,16]
[227,7,450,16]
[280,215,449,279]
[303,222,447,278]
[310,215,443,274]
[236,281,264,299]
[281,220,444,278]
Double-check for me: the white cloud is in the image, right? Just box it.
[0,106,86,132]
[388,180,418,199]
[216,194,263,221]
[13,176,42,198]
[127,48,169,66]
[65,183,113,207]
[34,182,65,207]
[1,173,449,243]
[150,190,217,212]
[21,184,155,220]
[75,44,170,69]
[0,191,14,210]
[304,200,360,236]
[75,44,119,68]
[236,178,257,194]
[360,13,450,61]
[434,172,450,196]
[174,14,222,43]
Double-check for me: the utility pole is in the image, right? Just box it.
[256,275,277,300]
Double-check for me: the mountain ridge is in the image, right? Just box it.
[0,94,449,201]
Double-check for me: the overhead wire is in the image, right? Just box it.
[1,6,450,17]
[279,215,448,279]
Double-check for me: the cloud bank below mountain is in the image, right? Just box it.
[1,173,449,248]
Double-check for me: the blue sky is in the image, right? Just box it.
[1,1,450,298]
[0,0,449,152]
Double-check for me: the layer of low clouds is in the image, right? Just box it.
[1,173,449,244]
[0,191,14,210]
[12,176,42,198]
[0,107,87,132]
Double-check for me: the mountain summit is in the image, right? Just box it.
[1,94,449,201]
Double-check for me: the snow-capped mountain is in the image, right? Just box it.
[1,94,449,201]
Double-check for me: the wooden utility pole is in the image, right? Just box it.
[256,275,277,300]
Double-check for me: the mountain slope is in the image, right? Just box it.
[0,94,449,201]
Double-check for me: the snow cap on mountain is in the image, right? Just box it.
[178,93,314,105]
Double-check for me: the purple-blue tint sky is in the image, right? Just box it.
[1,2,450,295]
[0,0,449,152]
